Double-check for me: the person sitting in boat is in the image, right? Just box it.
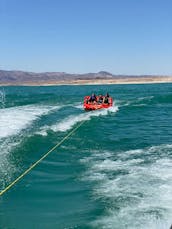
[98,94,104,104]
[103,93,110,104]
[89,93,97,103]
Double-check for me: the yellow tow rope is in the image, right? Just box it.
[0,120,85,196]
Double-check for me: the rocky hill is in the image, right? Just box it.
[0,69,171,85]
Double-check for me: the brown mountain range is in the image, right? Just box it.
[0,70,172,85]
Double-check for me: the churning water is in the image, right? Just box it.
[0,84,172,228]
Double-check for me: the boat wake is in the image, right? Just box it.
[38,105,119,135]
[0,104,60,189]
[117,96,154,108]
[0,104,60,139]
[0,88,6,108]
[80,144,172,229]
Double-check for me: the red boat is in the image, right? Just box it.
[83,96,113,111]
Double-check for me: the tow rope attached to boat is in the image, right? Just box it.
[0,120,86,196]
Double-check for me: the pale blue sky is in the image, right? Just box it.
[0,0,172,75]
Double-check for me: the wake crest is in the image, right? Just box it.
[38,105,119,135]
[80,144,172,229]
[0,104,60,189]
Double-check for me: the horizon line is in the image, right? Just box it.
[0,68,172,77]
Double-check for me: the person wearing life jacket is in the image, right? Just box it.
[103,93,110,104]
[89,93,97,103]
[98,94,104,104]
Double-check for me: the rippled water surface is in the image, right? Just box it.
[0,84,172,228]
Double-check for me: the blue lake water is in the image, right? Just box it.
[0,84,172,228]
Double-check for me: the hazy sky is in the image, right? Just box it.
[0,0,172,75]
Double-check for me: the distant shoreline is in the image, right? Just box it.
[1,69,172,86]
[1,77,172,86]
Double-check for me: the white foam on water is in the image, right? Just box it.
[137,96,154,101]
[72,102,83,109]
[0,104,61,188]
[80,144,172,229]
[0,88,6,108]
[0,104,60,139]
[36,126,49,136]
[39,105,119,135]
[132,103,147,107]
[116,99,132,107]
[53,105,118,132]
[0,138,21,189]
[117,96,154,108]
